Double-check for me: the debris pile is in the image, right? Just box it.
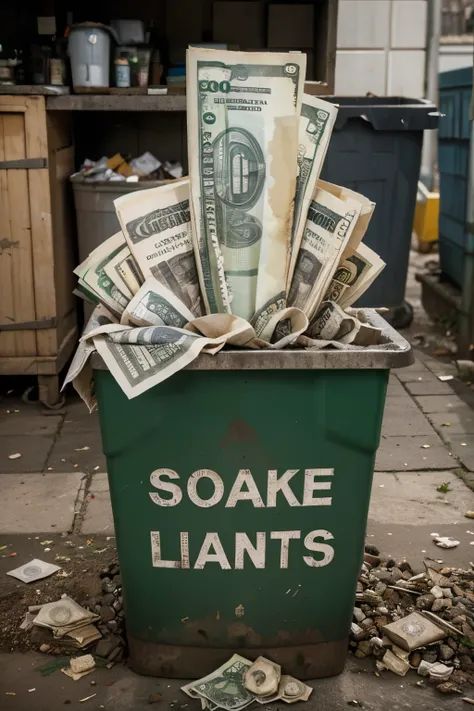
[182,654,312,709]
[351,544,474,693]
[22,561,126,662]
[71,152,183,183]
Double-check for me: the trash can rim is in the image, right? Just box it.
[91,310,413,371]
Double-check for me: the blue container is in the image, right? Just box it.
[438,66,473,287]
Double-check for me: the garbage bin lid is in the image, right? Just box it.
[92,310,413,371]
[325,97,440,132]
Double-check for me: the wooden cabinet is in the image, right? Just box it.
[0,95,77,405]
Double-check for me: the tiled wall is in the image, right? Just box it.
[335,0,427,96]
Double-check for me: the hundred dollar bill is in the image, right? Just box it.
[317,179,375,258]
[308,300,381,346]
[121,277,195,328]
[288,95,338,287]
[288,187,361,319]
[114,180,203,316]
[339,244,386,308]
[74,232,131,315]
[62,304,119,411]
[103,243,142,298]
[94,315,254,399]
[182,654,254,711]
[186,47,306,325]
[324,243,386,307]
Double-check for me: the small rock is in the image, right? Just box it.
[102,581,117,594]
[106,620,118,633]
[364,552,380,568]
[148,694,163,704]
[102,593,115,606]
[389,567,403,583]
[432,598,452,612]
[373,569,392,583]
[99,606,116,623]
[356,582,363,593]
[442,587,453,599]
[383,588,400,605]
[410,651,422,668]
[113,575,122,586]
[375,582,387,596]
[109,564,120,576]
[108,646,123,662]
[430,586,444,599]
[95,635,121,659]
[353,607,366,623]
[377,606,389,615]
[361,618,374,630]
[113,597,123,612]
[39,644,51,653]
[386,557,396,569]
[460,655,474,671]
[422,651,439,664]
[354,649,366,659]
[448,639,459,651]
[351,623,366,641]
[439,644,455,662]
[401,570,412,581]
[365,544,380,556]
[454,585,464,597]
[416,594,435,610]
[462,623,474,643]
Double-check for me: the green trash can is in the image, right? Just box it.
[92,311,412,680]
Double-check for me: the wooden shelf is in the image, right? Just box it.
[46,94,186,112]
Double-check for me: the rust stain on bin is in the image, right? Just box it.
[221,419,257,446]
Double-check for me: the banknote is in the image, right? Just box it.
[121,277,195,328]
[74,232,131,315]
[114,180,203,316]
[244,656,280,697]
[34,596,98,633]
[62,304,119,411]
[288,187,361,319]
[308,300,381,346]
[94,315,255,399]
[324,243,386,307]
[184,654,254,711]
[288,95,338,287]
[186,47,306,325]
[338,244,386,308]
[7,558,60,583]
[317,179,375,258]
[103,242,142,298]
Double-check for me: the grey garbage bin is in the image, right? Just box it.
[321,97,439,328]
[72,180,168,262]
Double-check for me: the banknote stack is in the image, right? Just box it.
[181,654,312,710]
[65,47,387,407]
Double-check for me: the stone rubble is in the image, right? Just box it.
[28,561,126,663]
[350,544,474,693]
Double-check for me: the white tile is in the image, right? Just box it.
[387,50,425,96]
[335,50,387,94]
[337,0,390,49]
[391,0,427,49]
